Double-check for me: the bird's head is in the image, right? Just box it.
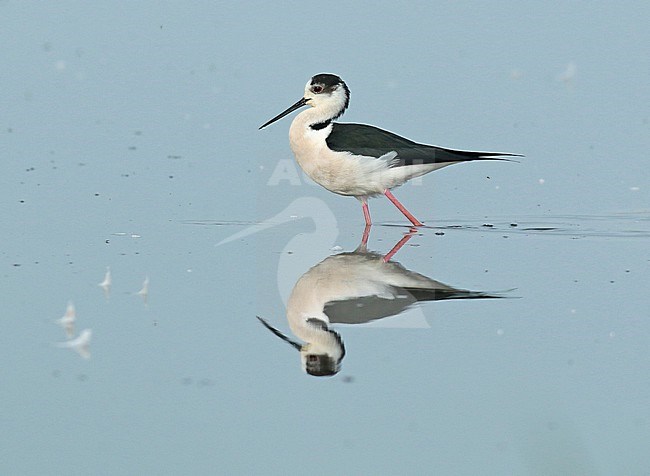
[259,73,350,129]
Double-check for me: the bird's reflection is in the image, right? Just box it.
[258,227,502,377]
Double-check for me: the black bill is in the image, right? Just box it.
[259,97,308,130]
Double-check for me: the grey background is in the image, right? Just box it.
[2,2,649,474]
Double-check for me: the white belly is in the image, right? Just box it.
[288,115,439,197]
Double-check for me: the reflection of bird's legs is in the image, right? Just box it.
[383,227,418,262]
[355,224,372,253]
[361,198,372,226]
[384,189,424,227]
[361,224,372,249]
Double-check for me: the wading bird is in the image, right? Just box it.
[260,73,520,226]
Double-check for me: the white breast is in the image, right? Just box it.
[287,107,441,197]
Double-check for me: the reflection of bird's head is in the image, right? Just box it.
[300,319,345,377]
[302,352,339,377]
[256,316,345,377]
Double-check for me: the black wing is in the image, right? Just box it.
[326,123,521,167]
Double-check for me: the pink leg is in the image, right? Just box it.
[383,189,424,227]
[383,228,418,262]
[361,199,372,226]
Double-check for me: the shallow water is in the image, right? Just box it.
[3,2,650,475]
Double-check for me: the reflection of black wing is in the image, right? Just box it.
[324,292,416,325]
[405,287,499,301]
[324,286,502,325]
[326,123,521,166]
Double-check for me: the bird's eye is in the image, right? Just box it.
[312,85,323,94]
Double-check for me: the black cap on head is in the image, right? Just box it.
[309,73,350,118]
[310,73,344,88]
